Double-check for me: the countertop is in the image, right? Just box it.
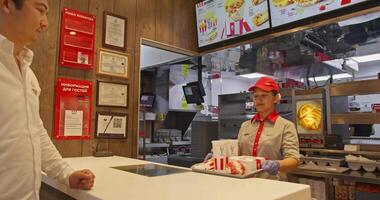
[42,156,311,200]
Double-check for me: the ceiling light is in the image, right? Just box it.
[323,59,359,71]
[308,73,352,82]
[239,72,268,79]
[351,53,380,63]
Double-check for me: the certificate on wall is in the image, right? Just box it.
[97,81,128,107]
[103,11,127,51]
[95,112,127,139]
[97,48,129,79]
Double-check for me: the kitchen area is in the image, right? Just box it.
[35,0,380,200]
[137,1,380,199]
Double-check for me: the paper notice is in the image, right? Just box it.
[64,110,83,136]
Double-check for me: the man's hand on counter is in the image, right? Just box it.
[69,169,95,190]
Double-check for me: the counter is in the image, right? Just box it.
[42,156,311,200]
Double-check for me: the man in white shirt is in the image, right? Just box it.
[0,0,95,199]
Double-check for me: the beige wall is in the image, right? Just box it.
[30,0,198,158]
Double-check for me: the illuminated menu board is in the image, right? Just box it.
[196,0,270,47]
[269,0,370,27]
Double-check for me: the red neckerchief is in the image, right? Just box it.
[250,111,279,157]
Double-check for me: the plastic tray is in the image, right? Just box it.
[191,164,264,179]
[346,160,378,172]
[298,165,350,173]
[300,156,345,167]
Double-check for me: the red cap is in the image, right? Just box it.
[248,77,279,93]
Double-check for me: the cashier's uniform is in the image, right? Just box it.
[238,111,300,181]
[0,34,74,200]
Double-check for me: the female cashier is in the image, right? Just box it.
[239,77,300,180]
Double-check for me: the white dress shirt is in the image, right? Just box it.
[0,34,74,200]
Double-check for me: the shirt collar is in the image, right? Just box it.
[251,110,279,123]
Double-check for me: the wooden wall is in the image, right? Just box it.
[30,0,198,158]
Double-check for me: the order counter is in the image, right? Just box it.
[41,156,312,200]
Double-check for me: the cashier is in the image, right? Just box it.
[238,77,300,180]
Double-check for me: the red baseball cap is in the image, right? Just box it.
[248,77,279,93]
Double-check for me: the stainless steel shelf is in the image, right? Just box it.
[290,168,380,185]
[140,143,170,148]
[300,148,380,157]
[171,141,191,146]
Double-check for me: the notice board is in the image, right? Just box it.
[59,8,96,70]
[54,78,93,140]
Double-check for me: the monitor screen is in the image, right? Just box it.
[182,81,205,105]
[140,93,156,108]
[269,0,369,27]
[196,0,270,47]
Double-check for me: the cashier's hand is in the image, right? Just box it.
[69,169,95,190]
[262,160,280,176]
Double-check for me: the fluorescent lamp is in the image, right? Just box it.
[351,53,380,63]
[323,59,344,69]
[345,59,359,71]
[308,73,352,82]
[323,59,359,71]
[239,73,268,79]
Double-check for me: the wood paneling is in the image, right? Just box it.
[135,0,157,51]
[155,0,174,45]
[114,0,137,54]
[29,0,61,142]
[30,0,198,159]
[173,0,197,51]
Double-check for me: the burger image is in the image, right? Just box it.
[295,0,322,7]
[272,0,294,7]
[224,0,245,21]
[252,0,265,6]
[207,30,218,42]
[253,10,269,26]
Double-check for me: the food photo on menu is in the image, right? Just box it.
[270,0,369,27]
[224,0,246,21]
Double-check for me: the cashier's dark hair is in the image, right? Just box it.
[12,0,25,9]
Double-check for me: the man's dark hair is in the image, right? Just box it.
[12,0,25,9]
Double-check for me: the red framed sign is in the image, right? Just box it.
[59,8,96,70]
[54,78,93,140]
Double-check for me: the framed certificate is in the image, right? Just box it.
[97,48,129,79]
[102,11,127,51]
[95,112,127,139]
[97,81,128,108]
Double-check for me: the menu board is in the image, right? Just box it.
[196,0,270,47]
[270,0,369,27]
